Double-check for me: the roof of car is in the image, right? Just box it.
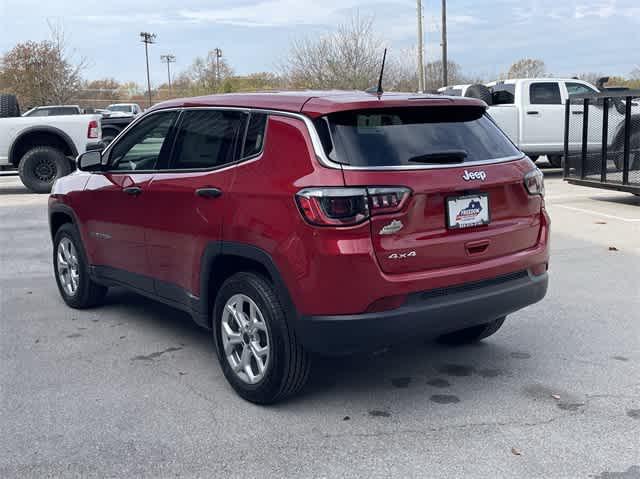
[150,90,485,118]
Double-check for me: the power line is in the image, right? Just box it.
[160,54,176,96]
[140,32,157,107]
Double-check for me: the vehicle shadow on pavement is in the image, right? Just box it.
[98,288,521,406]
[0,185,33,195]
[591,194,640,206]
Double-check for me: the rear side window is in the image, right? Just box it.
[314,107,520,167]
[170,110,247,170]
[529,83,561,104]
[242,113,268,158]
[491,84,515,105]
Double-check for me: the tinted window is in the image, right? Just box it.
[315,107,520,167]
[491,84,515,105]
[529,83,561,104]
[566,82,598,96]
[109,111,178,171]
[242,113,268,158]
[26,109,49,117]
[170,110,247,170]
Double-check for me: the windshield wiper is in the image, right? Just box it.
[408,150,468,164]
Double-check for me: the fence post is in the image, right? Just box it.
[601,98,609,183]
[623,97,631,185]
[580,98,589,179]
[564,99,570,177]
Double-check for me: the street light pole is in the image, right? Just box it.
[213,48,223,89]
[417,0,425,92]
[140,32,157,108]
[441,0,448,88]
[160,54,176,97]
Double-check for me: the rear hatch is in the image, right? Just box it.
[312,105,543,275]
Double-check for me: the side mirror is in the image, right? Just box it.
[77,150,103,171]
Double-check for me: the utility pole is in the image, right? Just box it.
[441,0,448,87]
[417,0,425,92]
[213,48,223,89]
[160,54,176,97]
[140,32,157,108]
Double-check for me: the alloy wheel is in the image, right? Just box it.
[221,294,270,384]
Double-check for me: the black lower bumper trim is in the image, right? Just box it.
[295,271,548,355]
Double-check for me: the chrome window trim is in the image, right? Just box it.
[103,105,525,173]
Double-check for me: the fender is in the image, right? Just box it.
[9,126,78,165]
[196,241,298,328]
[48,202,81,238]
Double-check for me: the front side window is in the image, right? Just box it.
[109,111,178,171]
[529,83,562,105]
[314,106,520,167]
[169,110,247,170]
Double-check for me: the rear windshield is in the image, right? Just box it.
[313,107,521,167]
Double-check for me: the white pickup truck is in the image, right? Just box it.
[0,94,103,193]
[440,78,640,169]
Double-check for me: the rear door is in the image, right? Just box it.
[143,108,257,303]
[317,106,543,275]
[520,81,565,153]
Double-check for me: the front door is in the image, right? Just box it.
[83,110,179,292]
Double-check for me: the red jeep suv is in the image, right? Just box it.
[49,91,549,403]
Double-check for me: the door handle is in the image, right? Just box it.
[526,111,540,115]
[123,186,142,196]
[572,110,584,115]
[196,187,223,199]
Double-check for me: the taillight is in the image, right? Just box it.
[296,187,411,226]
[87,120,100,139]
[524,168,545,197]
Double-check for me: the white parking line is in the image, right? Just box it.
[555,204,640,222]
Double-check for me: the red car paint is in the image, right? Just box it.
[50,91,549,347]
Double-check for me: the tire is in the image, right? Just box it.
[547,155,563,168]
[437,317,506,345]
[464,84,493,106]
[53,224,108,309]
[213,272,311,404]
[614,131,640,171]
[18,146,73,193]
[101,127,120,146]
[0,94,20,117]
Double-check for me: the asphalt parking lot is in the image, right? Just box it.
[1,164,639,478]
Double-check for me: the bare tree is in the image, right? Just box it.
[507,58,546,79]
[282,13,385,90]
[630,67,640,80]
[0,22,85,107]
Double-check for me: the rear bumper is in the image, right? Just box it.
[295,270,548,355]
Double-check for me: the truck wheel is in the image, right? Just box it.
[53,223,108,308]
[213,272,311,404]
[437,317,506,345]
[547,155,563,168]
[464,84,493,106]
[0,94,20,117]
[614,131,640,170]
[101,127,120,146]
[18,146,72,193]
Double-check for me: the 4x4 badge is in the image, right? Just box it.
[379,220,404,235]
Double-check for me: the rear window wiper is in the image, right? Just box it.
[408,150,468,164]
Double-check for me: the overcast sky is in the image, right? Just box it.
[1,0,638,85]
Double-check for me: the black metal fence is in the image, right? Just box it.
[564,91,640,193]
